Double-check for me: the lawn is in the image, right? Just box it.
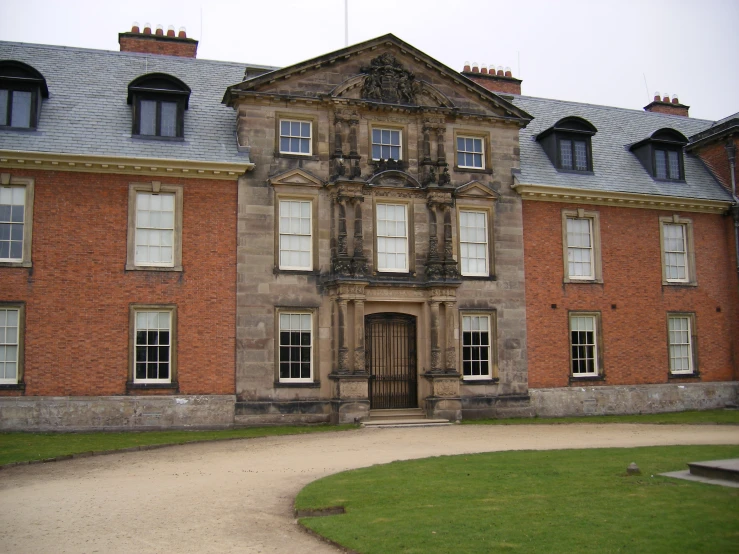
[462,409,739,425]
[296,445,739,554]
[0,424,354,466]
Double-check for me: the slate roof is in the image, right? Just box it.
[511,95,733,202]
[0,41,276,164]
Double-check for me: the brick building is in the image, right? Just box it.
[0,28,736,429]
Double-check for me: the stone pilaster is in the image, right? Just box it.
[444,301,456,373]
[354,299,366,373]
[337,298,349,373]
[430,300,441,372]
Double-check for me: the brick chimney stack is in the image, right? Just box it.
[461,61,522,96]
[643,92,689,117]
[119,22,198,58]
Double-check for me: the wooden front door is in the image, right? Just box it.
[365,313,417,409]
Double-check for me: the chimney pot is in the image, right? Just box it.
[497,67,504,76]
[178,26,187,38]
[167,25,175,37]
[131,21,140,33]
[504,66,512,77]
[143,23,152,34]
[653,92,660,101]
[155,24,164,36]
[481,64,488,74]
[472,61,479,73]
[463,60,471,72]
[671,94,679,104]
[662,95,670,103]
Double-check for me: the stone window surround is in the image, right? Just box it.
[456,203,495,278]
[273,191,319,273]
[659,214,697,286]
[127,303,178,391]
[0,301,25,390]
[274,112,319,160]
[0,173,34,268]
[368,121,407,162]
[568,310,604,382]
[452,128,493,174]
[126,181,183,272]
[561,208,603,284]
[666,312,699,377]
[372,198,414,275]
[459,309,498,382]
[274,306,319,387]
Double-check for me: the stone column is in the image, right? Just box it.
[430,300,441,372]
[338,199,348,256]
[348,119,358,157]
[354,300,366,373]
[333,117,344,158]
[436,128,446,165]
[353,199,363,258]
[337,298,349,373]
[444,301,456,373]
[443,205,453,259]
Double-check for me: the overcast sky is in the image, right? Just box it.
[1,0,737,121]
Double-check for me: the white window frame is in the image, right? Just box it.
[126,182,183,272]
[562,209,602,283]
[662,222,688,283]
[459,210,489,276]
[461,313,494,380]
[660,216,695,286]
[131,306,176,385]
[278,199,313,271]
[668,314,696,375]
[569,313,600,377]
[0,304,23,385]
[277,311,314,383]
[376,203,408,273]
[456,136,485,170]
[134,191,176,268]
[371,128,402,161]
[279,119,312,156]
[0,174,34,268]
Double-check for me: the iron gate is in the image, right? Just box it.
[365,313,417,409]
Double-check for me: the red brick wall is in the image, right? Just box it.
[0,170,236,396]
[461,72,522,95]
[694,138,739,193]
[119,36,198,58]
[522,200,738,388]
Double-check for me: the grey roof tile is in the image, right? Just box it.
[0,41,275,165]
[511,95,733,203]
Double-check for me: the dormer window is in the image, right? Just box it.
[630,128,687,182]
[127,73,190,139]
[0,61,49,130]
[536,117,597,173]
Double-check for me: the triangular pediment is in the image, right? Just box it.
[223,34,532,123]
[454,180,499,200]
[268,168,324,188]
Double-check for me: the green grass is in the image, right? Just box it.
[0,424,355,466]
[462,409,739,425]
[297,445,739,554]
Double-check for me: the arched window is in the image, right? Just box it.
[127,73,191,139]
[536,117,597,173]
[0,61,49,129]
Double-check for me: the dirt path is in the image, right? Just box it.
[1,424,738,553]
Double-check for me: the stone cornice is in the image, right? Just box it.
[0,151,254,180]
[512,182,731,214]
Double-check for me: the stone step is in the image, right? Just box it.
[367,408,425,420]
[362,418,453,428]
[688,459,739,483]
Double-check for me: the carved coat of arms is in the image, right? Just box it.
[360,53,418,104]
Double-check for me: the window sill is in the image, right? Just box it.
[662,281,698,287]
[461,274,497,281]
[555,168,594,175]
[453,166,493,175]
[126,382,179,392]
[0,261,32,268]
[569,375,605,384]
[0,126,37,132]
[273,267,319,276]
[668,372,700,380]
[564,278,603,284]
[276,153,319,161]
[126,264,183,272]
[274,381,321,388]
[0,383,25,391]
[462,378,499,385]
[131,135,185,142]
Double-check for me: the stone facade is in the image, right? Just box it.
[227,36,532,423]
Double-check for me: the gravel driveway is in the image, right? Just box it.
[1,424,738,553]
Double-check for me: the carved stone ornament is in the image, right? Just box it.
[433,378,459,398]
[339,379,369,399]
[361,53,419,104]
